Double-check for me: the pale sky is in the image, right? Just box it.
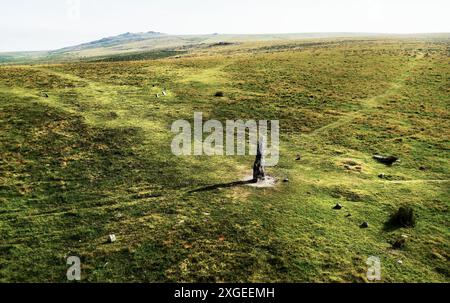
[0,0,449,52]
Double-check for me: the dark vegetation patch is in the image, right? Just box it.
[0,67,86,89]
[387,206,417,229]
[89,50,187,63]
[328,186,370,202]
[208,42,236,48]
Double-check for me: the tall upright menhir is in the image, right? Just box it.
[253,139,266,182]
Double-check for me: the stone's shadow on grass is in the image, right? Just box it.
[245,175,277,188]
[383,206,416,232]
[383,220,401,232]
[188,180,254,193]
[188,175,277,193]
[383,216,413,232]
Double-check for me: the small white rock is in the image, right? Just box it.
[397,260,403,265]
[108,234,117,243]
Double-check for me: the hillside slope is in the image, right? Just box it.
[0,38,449,282]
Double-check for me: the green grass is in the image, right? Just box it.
[0,38,449,282]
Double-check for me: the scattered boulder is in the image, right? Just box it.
[419,166,429,171]
[295,155,302,161]
[156,93,160,98]
[392,237,407,249]
[378,173,386,179]
[108,234,117,243]
[107,111,119,119]
[214,91,224,97]
[41,92,49,98]
[345,165,358,171]
[162,91,167,96]
[283,178,290,183]
[333,203,343,210]
[373,155,399,166]
[389,206,416,228]
[360,222,369,229]
[343,160,363,171]
[397,260,403,265]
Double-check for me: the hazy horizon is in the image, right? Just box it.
[1,0,449,52]
[3,31,450,54]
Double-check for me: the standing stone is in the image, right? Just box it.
[253,140,266,182]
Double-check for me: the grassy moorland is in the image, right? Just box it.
[0,37,449,282]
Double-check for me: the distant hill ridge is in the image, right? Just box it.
[2,32,449,64]
[54,31,165,53]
